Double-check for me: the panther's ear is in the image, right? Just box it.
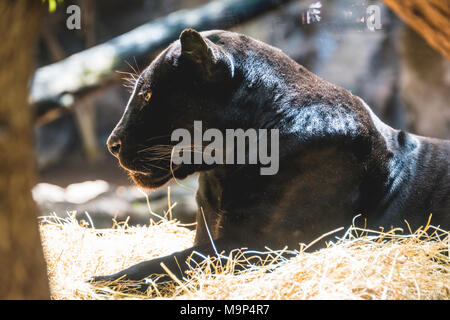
[179,28,210,64]
[179,28,233,80]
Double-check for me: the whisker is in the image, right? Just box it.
[116,70,137,77]
[133,56,141,74]
[139,147,206,157]
[145,134,171,141]
[137,145,172,154]
[137,144,174,151]
[125,60,140,77]
[143,162,168,171]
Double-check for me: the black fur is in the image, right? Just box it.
[93,29,449,290]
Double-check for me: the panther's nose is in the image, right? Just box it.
[107,135,121,158]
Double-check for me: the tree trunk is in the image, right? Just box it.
[0,1,50,299]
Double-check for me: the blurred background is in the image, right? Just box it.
[29,0,450,229]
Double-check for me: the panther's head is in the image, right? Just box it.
[107,29,238,189]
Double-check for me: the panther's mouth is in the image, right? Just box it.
[120,157,185,189]
[115,143,194,189]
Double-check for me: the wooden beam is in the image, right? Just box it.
[31,0,300,117]
[383,0,450,59]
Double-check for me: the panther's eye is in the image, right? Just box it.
[144,91,152,102]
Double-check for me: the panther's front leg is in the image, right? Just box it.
[89,237,247,292]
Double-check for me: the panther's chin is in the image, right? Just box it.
[129,171,173,190]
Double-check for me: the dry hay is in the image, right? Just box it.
[40,213,449,300]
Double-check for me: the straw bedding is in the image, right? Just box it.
[39,213,449,300]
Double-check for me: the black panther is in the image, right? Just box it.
[92,29,449,288]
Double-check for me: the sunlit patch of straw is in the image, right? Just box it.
[40,206,449,299]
